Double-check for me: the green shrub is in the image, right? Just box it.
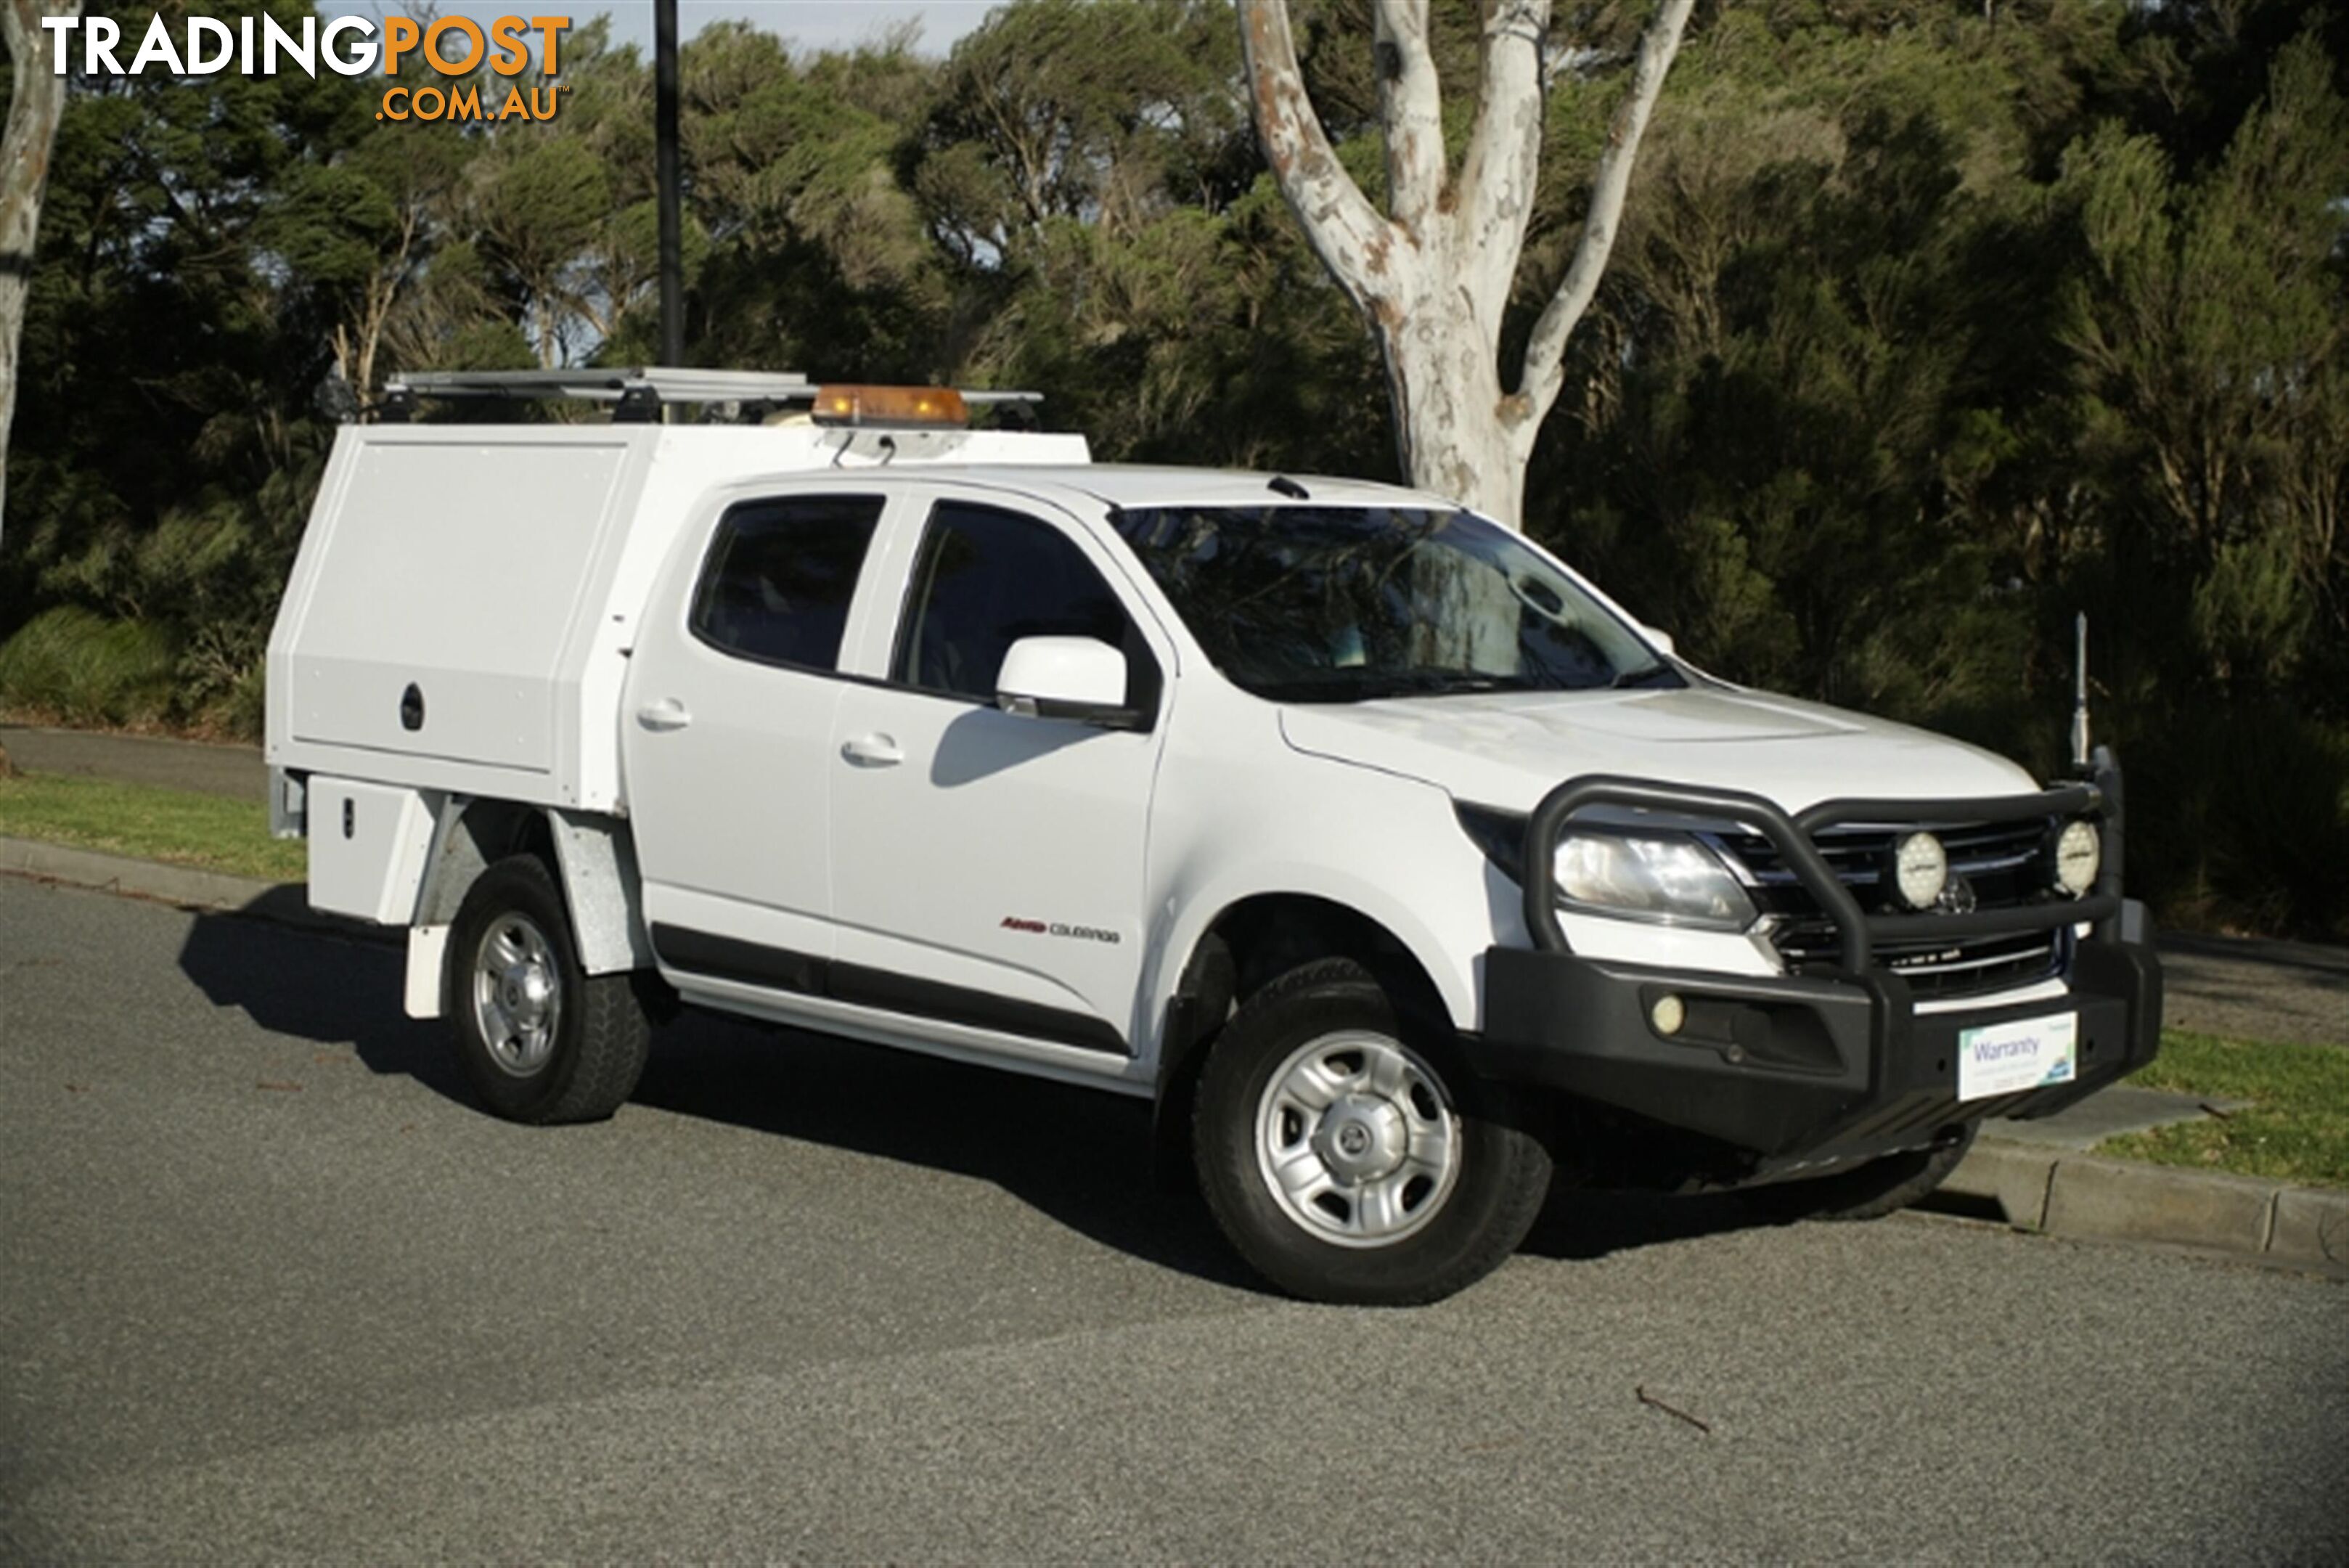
[206,661,268,743]
[0,608,177,728]
[2125,704,2349,942]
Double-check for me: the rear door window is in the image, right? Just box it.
[690,495,884,672]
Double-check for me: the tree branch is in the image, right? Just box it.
[1371,0,1445,241]
[1513,0,1693,432]
[1455,0,1549,322]
[1239,0,1397,308]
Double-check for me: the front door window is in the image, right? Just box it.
[893,500,1151,711]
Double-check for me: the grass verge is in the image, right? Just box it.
[2098,1030,2349,1189]
[0,771,303,883]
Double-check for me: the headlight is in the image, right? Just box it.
[1891,831,1948,910]
[2053,818,2101,896]
[1553,832,1756,929]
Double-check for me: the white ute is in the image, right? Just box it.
[268,368,2163,1304]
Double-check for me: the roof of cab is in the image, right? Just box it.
[888,463,1447,514]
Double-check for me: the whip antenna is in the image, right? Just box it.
[2070,613,2091,772]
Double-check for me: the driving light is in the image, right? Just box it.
[2053,818,2101,897]
[1892,832,1948,910]
[1553,832,1756,929]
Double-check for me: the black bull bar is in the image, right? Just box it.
[1517,771,2125,968]
[1476,754,2162,1167]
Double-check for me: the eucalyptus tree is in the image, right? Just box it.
[1,0,82,535]
[1239,0,1694,527]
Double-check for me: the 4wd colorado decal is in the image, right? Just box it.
[1000,916,1122,945]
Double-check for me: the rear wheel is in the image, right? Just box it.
[1193,959,1551,1304]
[1752,1123,1980,1223]
[449,855,653,1124]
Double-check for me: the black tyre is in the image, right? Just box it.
[1751,1122,1980,1223]
[1193,959,1552,1305]
[449,854,653,1124]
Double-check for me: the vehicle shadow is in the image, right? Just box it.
[178,910,1780,1291]
[177,907,470,1102]
[628,1010,1258,1290]
[1519,1186,1769,1260]
[174,909,1251,1289]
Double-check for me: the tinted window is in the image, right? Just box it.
[893,502,1135,703]
[690,495,883,671]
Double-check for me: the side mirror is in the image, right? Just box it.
[997,636,1137,727]
[1641,625,1677,659]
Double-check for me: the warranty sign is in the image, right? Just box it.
[1957,1011,2080,1101]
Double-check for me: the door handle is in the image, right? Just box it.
[841,732,903,767]
[637,697,693,732]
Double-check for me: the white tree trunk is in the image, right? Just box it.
[1240,0,1694,530]
[1379,276,1525,526]
[1,0,78,542]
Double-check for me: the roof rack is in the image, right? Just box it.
[374,367,1042,425]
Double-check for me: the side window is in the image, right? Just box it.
[690,494,883,671]
[892,502,1145,706]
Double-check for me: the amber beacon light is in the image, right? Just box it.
[812,385,970,428]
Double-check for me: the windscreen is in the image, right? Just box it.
[1108,505,1680,702]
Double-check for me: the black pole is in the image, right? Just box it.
[655,0,684,368]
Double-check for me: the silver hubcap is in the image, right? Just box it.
[471,914,561,1077]
[1255,1031,1461,1248]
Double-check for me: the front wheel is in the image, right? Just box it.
[1193,960,1551,1305]
[449,855,654,1124]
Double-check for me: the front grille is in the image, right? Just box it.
[1717,820,2051,904]
[1770,923,2067,999]
[1707,819,2072,998]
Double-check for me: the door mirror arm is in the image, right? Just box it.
[998,693,1148,731]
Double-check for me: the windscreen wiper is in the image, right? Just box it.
[1377,672,1528,696]
[1258,671,1524,702]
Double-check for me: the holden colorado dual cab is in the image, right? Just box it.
[265,368,2162,1304]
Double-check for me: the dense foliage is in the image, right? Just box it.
[2,0,2343,935]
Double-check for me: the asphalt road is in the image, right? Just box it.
[3,880,2344,1563]
[2157,931,2348,1048]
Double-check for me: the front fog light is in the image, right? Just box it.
[1892,832,1948,910]
[2053,818,2101,896]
